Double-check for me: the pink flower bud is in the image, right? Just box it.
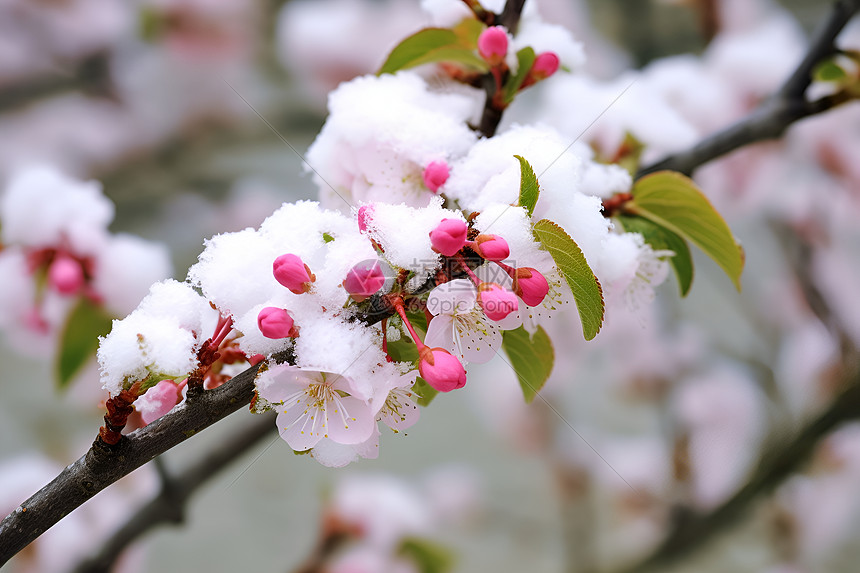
[477,283,518,321]
[478,26,508,65]
[139,380,182,425]
[419,347,467,392]
[273,253,315,294]
[430,218,468,257]
[257,307,298,339]
[423,160,450,193]
[357,204,374,233]
[473,234,510,262]
[48,254,85,295]
[531,52,560,80]
[343,261,385,301]
[512,267,550,306]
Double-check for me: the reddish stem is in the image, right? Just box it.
[455,255,481,286]
[393,298,426,351]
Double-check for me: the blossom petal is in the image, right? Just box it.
[379,388,420,432]
[426,279,476,317]
[424,314,456,353]
[325,394,375,445]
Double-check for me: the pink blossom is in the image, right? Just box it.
[473,234,510,262]
[418,347,467,392]
[47,255,85,295]
[137,380,183,425]
[424,279,501,364]
[477,283,518,321]
[429,219,467,257]
[422,160,450,193]
[357,204,374,233]
[478,26,508,65]
[531,52,560,80]
[273,253,315,294]
[257,307,298,339]
[343,261,386,301]
[511,267,550,306]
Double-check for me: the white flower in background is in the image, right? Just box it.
[0,165,171,355]
[305,72,478,209]
[425,279,501,364]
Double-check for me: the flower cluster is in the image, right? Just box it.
[0,166,171,356]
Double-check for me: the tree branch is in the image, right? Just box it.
[638,0,860,177]
[0,359,271,566]
[616,361,860,573]
[70,413,275,573]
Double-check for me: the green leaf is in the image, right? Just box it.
[813,59,849,83]
[532,219,604,340]
[56,299,114,389]
[502,47,536,103]
[399,537,454,573]
[501,325,554,403]
[615,215,694,297]
[628,171,744,290]
[412,377,439,407]
[514,155,540,217]
[387,337,419,364]
[378,19,488,75]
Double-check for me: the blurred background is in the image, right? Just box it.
[2,1,860,572]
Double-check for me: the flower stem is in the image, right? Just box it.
[393,298,426,351]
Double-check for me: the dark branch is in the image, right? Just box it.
[71,414,275,573]
[0,360,268,566]
[498,0,527,34]
[638,0,860,177]
[616,363,860,573]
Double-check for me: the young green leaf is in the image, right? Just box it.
[502,47,536,103]
[615,214,694,297]
[378,19,488,75]
[56,299,114,389]
[412,377,439,407]
[514,154,540,217]
[813,58,849,83]
[532,219,604,340]
[399,537,454,573]
[501,325,554,403]
[628,171,744,290]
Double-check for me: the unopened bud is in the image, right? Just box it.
[478,26,508,66]
[273,253,315,294]
[343,261,385,301]
[418,347,467,392]
[430,218,468,257]
[423,160,450,193]
[512,267,550,306]
[531,52,560,80]
[257,307,299,339]
[48,254,85,295]
[473,234,510,262]
[357,204,374,233]
[477,283,518,321]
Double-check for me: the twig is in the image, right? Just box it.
[71,414,275,573]
[615,362,860,573]
[638,0,860,177]
[0,359,269,565]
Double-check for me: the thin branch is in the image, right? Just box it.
[71,414,275,573]
[638,0,860,177]
[0,358,272,566]
[498,0,527,34]
[615,362,860,573]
